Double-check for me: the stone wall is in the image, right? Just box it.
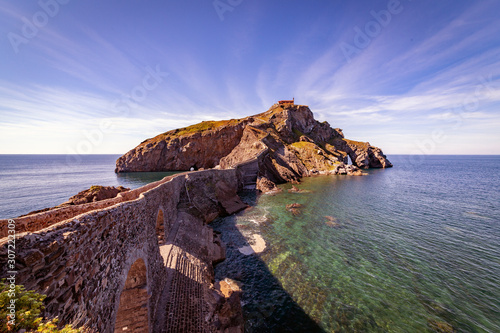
[0,173,189,239]
[0,168,245,332]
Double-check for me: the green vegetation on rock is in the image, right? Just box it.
[173,120,237,136]
[0,280,82,332]
[343,138,369,149]
[292,128,304,138]
[290,141,316,150]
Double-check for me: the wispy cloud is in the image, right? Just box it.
[0,1,499,154]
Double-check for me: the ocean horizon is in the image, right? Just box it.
[1,153,498,219]
[0,154,178,219]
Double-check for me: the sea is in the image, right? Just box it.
[1,154,499,332]
[0,154,177,219]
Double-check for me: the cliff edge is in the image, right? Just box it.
[116,103,392,191]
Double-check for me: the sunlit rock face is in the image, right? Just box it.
[115,103,392,191]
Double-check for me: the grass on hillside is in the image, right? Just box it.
[343,138,369,149]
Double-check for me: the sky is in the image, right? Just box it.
[0,0,499,155]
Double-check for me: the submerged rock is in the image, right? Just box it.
[238,234,266,255]
[288,185,312,193]
[325,216,341,228]
[286,203,302,209]
[286,203,303,216]
[349,170,367,176]
[427,319,456,333]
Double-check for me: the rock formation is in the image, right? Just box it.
[116,104,392,192]
[62,185,130,205]
[19,185,130,217]
[2,103,393,332]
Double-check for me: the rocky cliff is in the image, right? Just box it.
[116,104,392,191]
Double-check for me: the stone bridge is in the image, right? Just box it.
[0,166,252,332]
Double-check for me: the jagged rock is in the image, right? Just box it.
[334,138,393,169]
[286,203,303,216]
[115,104,392,189]
[299,135,314,143]
[179,175,247,223]
[212,279,244,333]
[215,181,248,215]
[286,203,302,209]
[256,177,281,194]
[216,278,241,298]
[219,126,268,169]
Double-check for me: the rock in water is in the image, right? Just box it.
[286,203,302,210]
[62,185,129,205]
[19,185,130,217]
[286,203,303,216]
[288,185,311,193]
[325,216,341,228]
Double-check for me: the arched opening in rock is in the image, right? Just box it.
[115,258,149,333]
[347,154,353,165]
[156,209,165,245]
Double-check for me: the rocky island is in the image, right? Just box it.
[0,102,392,332]
[116,102,392,192]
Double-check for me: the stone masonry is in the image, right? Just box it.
[0,167,249,332]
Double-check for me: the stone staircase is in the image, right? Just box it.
[238,159,259,190]
[154,213,215,333]
[162,249,210,333]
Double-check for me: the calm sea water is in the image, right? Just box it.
[0,155,177,219]
[1,155,499,332]
[213,155,500,332]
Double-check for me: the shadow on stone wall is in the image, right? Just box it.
[0,168,324,332]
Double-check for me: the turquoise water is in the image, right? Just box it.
[1,155,499,331]
[213,156,500,332]
[0,155,178,218]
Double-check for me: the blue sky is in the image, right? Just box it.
[0,0,499,155]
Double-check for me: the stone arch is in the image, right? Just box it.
[115,258,149,332]
[156,208,166,245]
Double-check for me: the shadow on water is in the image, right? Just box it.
[213,161,500,333]
[212,190,326,333]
